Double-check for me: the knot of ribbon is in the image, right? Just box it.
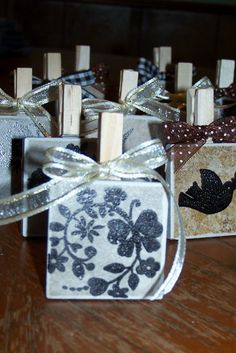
[0,79,61,136]
[0,138,186,300]
[43,138,167,182]
[81,77,181,135]
[163,116,236,145]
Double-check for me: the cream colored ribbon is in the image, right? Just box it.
[81,77,181,135]
[0,138,186,299]
[0,79,61,136]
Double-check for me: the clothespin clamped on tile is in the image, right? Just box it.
[175,62,193,92]
[187,86,214,126]
[98,112,123,163]
[216,59,235,89]
[58,83,82,137]
[43,53,62,81]
[119,69,139,103]
[153,46,172,73]
[14,67,32,98]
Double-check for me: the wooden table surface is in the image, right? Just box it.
[0,223,235,353]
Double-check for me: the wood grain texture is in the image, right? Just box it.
[0,223,235,353]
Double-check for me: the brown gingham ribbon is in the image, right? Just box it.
[162,116,236,172]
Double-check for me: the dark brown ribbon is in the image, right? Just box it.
[215,84,236,101]
[163,116,236,172]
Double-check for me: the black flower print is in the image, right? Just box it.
[48,248,68,273]
[72,216,104,243]
[136,257,160,278]
[48,186,164,298]
[104,187,127,207]
[107,209,162,257]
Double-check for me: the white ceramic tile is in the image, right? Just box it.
[46,180,168,300]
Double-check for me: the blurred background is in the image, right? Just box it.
[1,0,236,94]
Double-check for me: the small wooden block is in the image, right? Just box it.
[175,62,193,92]
[195,87,214,125]
[216,59,235,88]
[98,112,123,163]
[14,68,32,98]
[119,70,139,102]
[153,47,172,72]
[43,53,62,81]
[58,84,81,136]
[75,45,90,71]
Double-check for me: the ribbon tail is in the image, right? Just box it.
[0,178,89,225]
[23,79,61,106]
[142,172,186,300]
[133,99,182,122]
[22,105,56,137]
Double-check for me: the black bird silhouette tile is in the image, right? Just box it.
[179,169,236,214]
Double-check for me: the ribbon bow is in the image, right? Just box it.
[163,116,236,172]
[163,116,236,144]
[81,77,181,135]
[0,79,61,136]
[32,69,98,99]
[0,138,186,300]
[137,57,197,86]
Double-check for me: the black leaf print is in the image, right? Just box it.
[70,243,82,252]
[84,246,97,258]
[103,263,125,273]
[88,278,109,296]
[128,273,139,291]
[58,204,71,219]
[49,222,65,232]
[50,237,60,246]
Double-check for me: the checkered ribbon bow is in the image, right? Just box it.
[137,57,197,86]
[32,70,97,99]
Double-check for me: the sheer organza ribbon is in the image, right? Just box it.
[81,77,182,135]
[0,79,61,136]
[0,138,186,300]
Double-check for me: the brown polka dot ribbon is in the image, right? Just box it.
[215,84,236,101]
[163,116,236,172]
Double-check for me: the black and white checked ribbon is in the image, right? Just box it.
[32,70,97,99]
[137,57,197,86]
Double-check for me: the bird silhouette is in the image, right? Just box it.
[178,169,236,214]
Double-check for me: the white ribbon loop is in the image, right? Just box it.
[82,77,181,124]
[0,79,61,136]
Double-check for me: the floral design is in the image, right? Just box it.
[48,248,68,273]
[136,258,160,278]
[48,186,164,298]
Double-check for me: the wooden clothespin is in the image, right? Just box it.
[43,53,62,81]
[175,62,193,92]
[187,87,214,125]
[98,112,123,163]
[14,68,32,98]
[216,59,235,88]
[153,46,172,72]
[75,45,90,71]
[119,69,139,103]
[58,84,81,136]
